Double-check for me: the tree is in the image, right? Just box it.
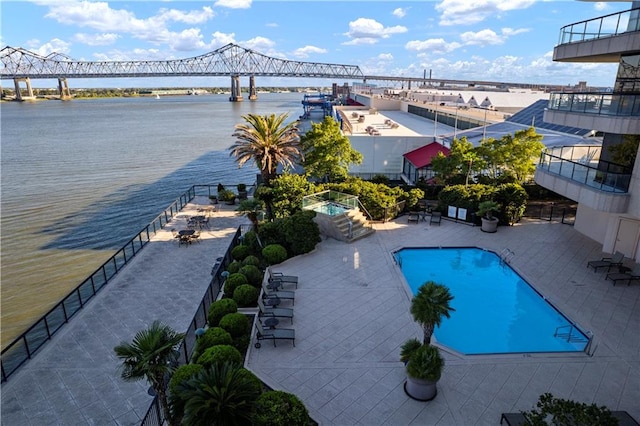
[113,320,185,426]
[270,172,316,218]
[431,137,480,185]
[175,363,262,426]
[608,135,640,168]
[410,281,455,345]
[476,127,544,182]
[230,113,302,186]
[300,116,363,182]
[523,393,618,426]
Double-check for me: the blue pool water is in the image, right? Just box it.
[313,202,352,216]
[394,247,589,355]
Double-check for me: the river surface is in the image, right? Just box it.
[0,92,304,348]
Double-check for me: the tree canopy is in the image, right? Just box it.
[300,116,363,182]
[230,113,302,186]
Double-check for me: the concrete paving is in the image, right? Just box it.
[1,201,639,425]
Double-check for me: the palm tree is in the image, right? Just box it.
[113,320,185,426]
[230,113,302,187]
[176,362,262,426]
[410,281,455,345]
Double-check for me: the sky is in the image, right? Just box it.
[0,0,632,88]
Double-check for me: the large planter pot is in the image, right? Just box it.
[404,376,438,401]
[480,217,498,233]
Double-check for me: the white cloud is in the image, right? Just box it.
[291,45,327,59]
[241,36,276,53]
[343,18,407,45]
[378,53,394,61]
[170,28,207,51]
[594,2,608,11]
[435,0,535,26]
[73,33,119,46]
[209,31,236,48]
[405,38,462,54]
[214,0,252,9]
[30,38,71,56]
[392,8,407,18]
[459,27,529,47]
[155,7,214,25]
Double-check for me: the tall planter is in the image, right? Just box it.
[403,344,444,401]
[480,216,498,233]
[405,376,438,401]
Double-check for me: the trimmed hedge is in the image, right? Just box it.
[238,264,263,286]
[192,327,233,361]
[231,244,251,261]
[224,273,249,298]
[219,313,250,338]
[262,244,288,265]
[196,344,243,368]
[253,390,311,426]
[207,299,238,327]
[233,284,259,307]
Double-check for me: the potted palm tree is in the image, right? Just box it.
[114,320,184,426]
[237,183,248,200]
[477,200,500,233]
[402,281,455,401]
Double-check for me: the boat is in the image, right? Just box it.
[155,94,160,99]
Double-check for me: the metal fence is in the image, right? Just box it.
[0,184,233,382]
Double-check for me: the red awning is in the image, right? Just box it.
[403,142,450,168]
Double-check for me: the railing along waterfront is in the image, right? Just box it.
[537,146,631,193]
[548,92,640,117]
[558,7,640,45]
[0,184,238,382]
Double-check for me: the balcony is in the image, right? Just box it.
[534,146,630,213]
[554,7,640,62]
[545,92,640,135]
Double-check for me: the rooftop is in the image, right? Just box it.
[2,198,639,425]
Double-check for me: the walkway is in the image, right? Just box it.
[246,217,640,425]
[1,207,639,425]
[0,197,250,425]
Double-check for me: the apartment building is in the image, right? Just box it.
[535,2,640,259]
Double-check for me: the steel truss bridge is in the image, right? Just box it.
[1,42,554,101]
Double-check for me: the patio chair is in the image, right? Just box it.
[258,298,293,324]
[268,268,298,289]
[500,413,527,426]
[430,211,442,225]
[407,211,420,223]
[606,263,640,286]
[587,251,624,272]
[254,322,295,348]
[262,282,295,305]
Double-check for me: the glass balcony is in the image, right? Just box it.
[558,7,640,45]
[547,92,640,117]
[537,146,630,193]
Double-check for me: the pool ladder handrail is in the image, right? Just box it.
[499,248,515,264]
[554,324,589,343]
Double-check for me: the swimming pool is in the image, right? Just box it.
[394,247,590,355]
[312,202,352,216]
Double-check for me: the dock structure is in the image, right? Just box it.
[301,93,333,118]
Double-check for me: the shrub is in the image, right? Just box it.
[207,299,238,327]
[241,230,262,254]
[262,244,288,265]
[523,393,618,426]
[494,183,528,225]
[254,390,311,426]
[242,255,261,267]
[224,273,249,298]
[218,313,250,338]
[231,244,251,261]
[282,210,321,256]
[169,364,203,396]
[226,260,242,274]
[233,284,259,307]
[239,264,263,286]
[196,345,243,368]
[192,327,233,361]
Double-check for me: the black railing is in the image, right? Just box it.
[558,7,640,45]
[547,92,640,117]
[140,226,244,426]
[0,183,248,382]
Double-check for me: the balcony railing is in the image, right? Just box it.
[558,7,640,45]
[547,92,640,117]
[537,146,631,193]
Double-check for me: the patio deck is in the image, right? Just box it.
[1,200,639,425]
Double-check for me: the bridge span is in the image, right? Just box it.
[2,43,555,102]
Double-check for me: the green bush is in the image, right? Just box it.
[256,220,284,247]
[239,264,263,286]
[231,244,251,261]
[196,344,243,368]
[241,230,262,254]
[242,255,261,267]
[224,273,249,298]
[262,244,288,265]
[226,260,242,274]
[494,183,528,225]
[207,299,238,327]
[218,313,250,338]
[282,210,321,256]
[523,393,618,426]
[254,390,311,426]
[169,364,203,396]
[192,327,233,361]
[233,284,259,307]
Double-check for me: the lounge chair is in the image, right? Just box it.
[606,263,640,286]
[257,297,294,324]
[254,322,295,348]
[407,211,420,223]
[430,211,442,225]
[268,269,298,289]
[587,251,624,272]
[262,282,295,305]
[500,413,527,426]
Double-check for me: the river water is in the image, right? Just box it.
[0,92,304,348]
